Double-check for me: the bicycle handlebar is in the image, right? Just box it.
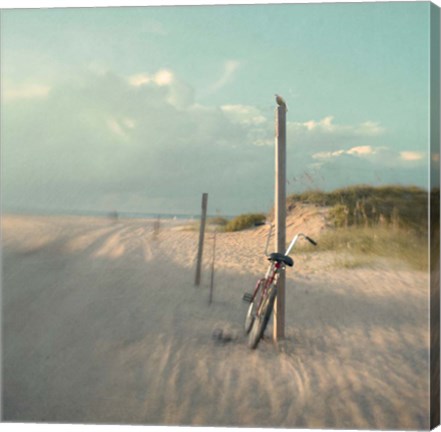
[305,236,317,246]
[264,224,317,257]
[285,233,317,256]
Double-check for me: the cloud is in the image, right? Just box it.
[2,70,273,214]
[303,116,335,132]
[128,69,193,109]
[216,60,240,89]
[221,104,266,126]
[357,121,385,136]
[312,150,345,160]
[128,74,151,87]
[346,145,376,155]
[3,82,50,101]
[107,117,136,140]
[400,151,425,161]
[2,70,428,215]
[128,69,174,87]
[220,104,272,147]
[290,116,385,138]
[286,116,392,182]
[313,145,380,160]
[203,60,241,96]
[312,145,425,166]
[298,150,428,192]
[287,118,425,189]
[154,69,174,86]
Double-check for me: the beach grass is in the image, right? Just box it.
[224,213,266,232]
[315,226,428,271]
[287,184,428,233]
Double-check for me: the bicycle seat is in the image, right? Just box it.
[268,252,294,267]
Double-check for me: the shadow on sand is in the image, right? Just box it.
[2,219,430,429]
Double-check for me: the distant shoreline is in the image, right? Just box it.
[1,208,236,221]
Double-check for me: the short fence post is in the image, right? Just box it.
[195,193,208,286]
[209,231,217,304]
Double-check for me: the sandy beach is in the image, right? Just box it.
[2,213,430,429]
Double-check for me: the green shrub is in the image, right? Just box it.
[224,213,266,232]
[208,216,229,226]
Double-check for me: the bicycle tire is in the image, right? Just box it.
[244,280,264,334]
[248,285,277,349]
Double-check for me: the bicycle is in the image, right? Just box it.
[242,226,317,349]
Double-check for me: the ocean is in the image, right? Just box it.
[2,207,234,221]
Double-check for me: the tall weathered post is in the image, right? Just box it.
[274,102,287,341]
[195,192,208,286]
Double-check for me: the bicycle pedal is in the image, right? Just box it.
[242,293,253,303]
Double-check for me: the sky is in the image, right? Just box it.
[1,2,437,215]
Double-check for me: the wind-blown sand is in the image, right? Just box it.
[2,214,429,428]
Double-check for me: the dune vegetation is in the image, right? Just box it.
[187,185,436,270]
[223,213,267,232]
[287,185,436,271]
[287,185,429,232]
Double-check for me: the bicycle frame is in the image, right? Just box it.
[250,260,283,313]
[243,227,317,348]
[248,227,317,319]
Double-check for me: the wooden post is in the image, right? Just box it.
[195,193,208,286]
[209,231,217,304]
[274,105,287,341]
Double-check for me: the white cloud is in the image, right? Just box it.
[307,145,427,190]
[253,138,273,146]
[203,59,241,96]
[220,104,272,147]
[3,83,50,101]
[2,70,428,215]
[357,121,385,136]
[128,69,174,87]
[303,116,335,132]
[313,145,381,160]
[107,117,136,140]
[290,116,384,137]
[221,104,266,126]
[128,74,151,87]
[132,61,240,100]
[400,151,425,161]
[346,145,376,155]
[219,60,240,86]
[2,70,272,214]
[224,60,240,76]
[312,149,346,160]
[154,69,174,86]
[127,69,192,109]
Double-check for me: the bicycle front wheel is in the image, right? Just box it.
[248,285,277,349]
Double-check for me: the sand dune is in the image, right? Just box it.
[2,214,429,428]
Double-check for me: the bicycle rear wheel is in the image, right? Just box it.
[248,285,277,349]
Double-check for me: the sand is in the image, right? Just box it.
[2,213,430,428]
